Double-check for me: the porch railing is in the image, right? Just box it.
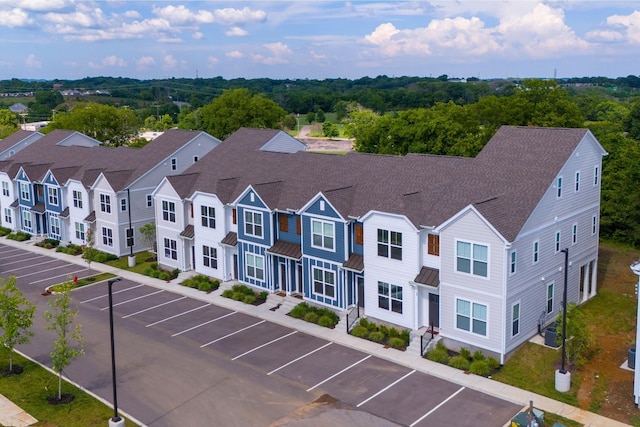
[346,305,361,333]
[420,322,436,357]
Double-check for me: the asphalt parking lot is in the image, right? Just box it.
[0,242,521,427]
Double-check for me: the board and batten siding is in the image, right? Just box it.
[362,212,420,330]
[438,208,506,354]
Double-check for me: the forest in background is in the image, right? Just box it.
[0,75,639,247]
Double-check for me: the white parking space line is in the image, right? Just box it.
[200,320,266,348]
[5,259,60,274]
[1,253,46,262]
[356,369,416,408]
[231,331,298,361]
[122,296,187,319]
[80,284,145,303]
[267,342,333,375]
[409,386,465,427]
[99,290,164,310]
[0,248,26,256]
[31,269,89,284]
[146,303,210,327]
[171,311,237,337]
[307,354,372,392]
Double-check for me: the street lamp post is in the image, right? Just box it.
[555,248,571,392]
[108,277,124,427]
[630,260,640,407]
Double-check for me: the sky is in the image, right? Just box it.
[1,1,640,81]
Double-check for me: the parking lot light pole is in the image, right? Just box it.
[108,277,124,427]
[555,248,571,392]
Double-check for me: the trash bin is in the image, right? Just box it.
[629,347,636,370]
[545,326,560,348]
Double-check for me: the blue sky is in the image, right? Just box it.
[1,1,639,81]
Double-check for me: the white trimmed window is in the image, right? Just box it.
[171,158,177,171]
[533,241,539,264]
[572,223,578,245]
[512,303,520,337]
[378,281,403,314]
[75,222,85,241]
[120,198,127,212]
[21,208,31,232]
[592,216,597,235]
[377,229,402,260]
[2,181,9,197]
[164,238,177,260]
[556,176,563,198]
[20,182,29,201]
[594,165,600,186]
[575,171,580,192]
[246,253,264,280]
[203,245,217,269]
[456,241,488,277]
[50,215,61,238]
[313,267,336,299]
[510,250,516,275]
[555,231,561,253]
[146,194,153,208]
[456,299,487,336]
[547,283,554,313]
[73,190,83,208]
[312,219,335,251]
[244,210,263,238]
[102,226,113,247]
[162,200,176,222]
[100,194,111,213]
[201,206,216,229]
[4,208,11,224]
[47,187,59,206]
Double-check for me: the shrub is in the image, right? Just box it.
[289,304,307,319]
[243,294,256,305]
[487,357,501,371]
[259,291,269,301]
[460,347,472,360]
[359,318,371,330]
[232,292,244,301]
[388,328,400,339]
[317,315,335,328]
[435,341,448,352]
[36,238,60,249]
[351,326,369,338]
[198,281,213,292]
[469,360,491,376]
[6,231,31,241]
[56,244,83,255]
[180,275,219,292]
[427,348,449,364]
[0,226,11,236]
[221,289,233,298]
[368,330,385,343]
[400,329,411,344]
[448,355,471,370]
[387,337,406,350]
[473,351,485,361]
[304,312,319,324]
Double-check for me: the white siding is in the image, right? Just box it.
[192,193,227,280]
[154,180,186,271]
[66,181,90,246]
[92,177,119,254]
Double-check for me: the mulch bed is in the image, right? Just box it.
[1,365,24,377]
[47,394,75,405]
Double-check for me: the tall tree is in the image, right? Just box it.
[0,276,35,373]
[0,109,18,139]
[44,283,84,400]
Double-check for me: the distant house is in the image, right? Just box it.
[153,126,607,363]
[8,103,28,114]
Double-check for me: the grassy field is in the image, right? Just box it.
[0,351,138,427]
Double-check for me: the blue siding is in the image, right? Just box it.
[44,184,62,213]
[352,222,363,255]
[238,242,268,290]
[303,257,344,308]
[305,197,340,219]
[238,189,267,209]
[16,177,33,208]
[237,206,272,246]
[278,213,301,244]
[301,215,345,263]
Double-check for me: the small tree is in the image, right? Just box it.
[0,276,35,374]
[82,228,98,269]
[44,283,84,401]
[139,222,157,257]
[556,302,595,369]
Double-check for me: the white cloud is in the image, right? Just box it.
[152,5,214,25]
[225,26,248,37]
[226,50,244,59]
[0,8,33,27]
[585,29,625,43]
[310,50,326,60]
[193,31,204,40]
[212,7,266,26]
[164,55,178,68]
[607,11,640,44]
[12,0,70,12]
[102,55,126,67]
[25,54,41,68]
[137,56,155,69]
[251,42,292,65]
[207,56,219,67]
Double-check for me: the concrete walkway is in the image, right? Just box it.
[1,237,632,427]
[0,394,37,427]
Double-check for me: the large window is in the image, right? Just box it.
[73,190,83,208]
[428,234,440,256]
[547,283,554,314]
[2,181,9,197]
[203,245,217,269]
[21,208,31,231]
[164,238,177,260]
[201,206,216,228]
[102,227,113,247]
[162,200,176,222]
[47,187,59,206]
[456,299,487,336]
[19,182,29,201]
[312,219,335,250]
[244,210,263,238]
[4,208,11,224]
[75,222,85,241]
[512,303,520,337]
[313,267,335,299]
[377,229,402,260]
[378,281,403,314]
[100,194,111,213]
[50,215,60,238]
[456,241,488,277]
[246,253,264,280]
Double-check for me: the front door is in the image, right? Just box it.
[296,264,302,294]
[279,262,287,293]
[233,254,238,280]
[357,276,365,308]
[429,293,439,328]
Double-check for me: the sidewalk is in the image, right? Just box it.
[3,238,631,427]
[0,394,37,427]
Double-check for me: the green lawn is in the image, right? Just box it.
[48,272,117,292]
[0,351,138,427]
[105,251,156,275]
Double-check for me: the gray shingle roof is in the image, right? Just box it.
[0,130,41,153]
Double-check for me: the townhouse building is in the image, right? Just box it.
[0,130,44,160]
[155,126,606,362]
[0,129,221,257]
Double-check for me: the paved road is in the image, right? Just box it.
[2,242,521,426]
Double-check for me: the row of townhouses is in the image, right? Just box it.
[0,125,607,362]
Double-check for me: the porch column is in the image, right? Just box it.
[590,259,598,298]
[410,282,419,331]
